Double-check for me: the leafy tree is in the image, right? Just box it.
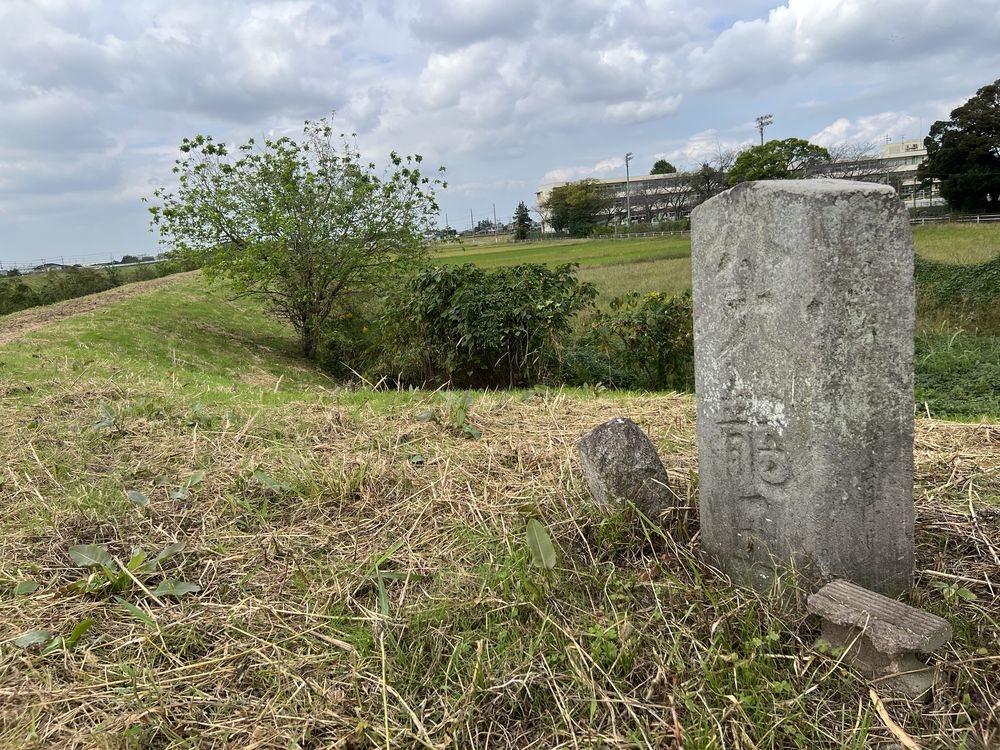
[728,138,830,186]
[540,179,608,236]
[919,78,1000,212]
[650,159,677,175]
[475,218,495,233]
[149,118,444,358]
[514,201,531,241]
[119,254,140,264]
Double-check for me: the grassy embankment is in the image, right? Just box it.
[12,263,169,291]
[1,262,188,319]
[0,274,996,748]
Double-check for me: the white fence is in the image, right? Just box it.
[909,214,1000,225]
[604,230,691,240]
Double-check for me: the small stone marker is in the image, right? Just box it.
[576,417,673,521]
[691,179,915,595]
[808,579,952,697]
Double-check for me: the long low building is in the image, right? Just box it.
[536,139,943,229]
[535,171,698,228]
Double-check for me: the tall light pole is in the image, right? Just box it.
[755,113,773,146]
[625,151,634,227]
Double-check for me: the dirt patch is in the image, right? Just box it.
[0,271,197,345]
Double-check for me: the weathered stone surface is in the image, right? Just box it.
[576,417,674,521]
[808,579,952,697]
[691,179,915,595]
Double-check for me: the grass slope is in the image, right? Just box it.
[0,275,997,749]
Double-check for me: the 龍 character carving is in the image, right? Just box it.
[720,420,790,495]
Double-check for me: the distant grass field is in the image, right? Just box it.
[0,276,995,748]
[435,223,1000,305]
[435,236,690,270]
[909,223,1000,264]
[579,256,693,305]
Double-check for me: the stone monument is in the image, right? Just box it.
[690,179,915,595]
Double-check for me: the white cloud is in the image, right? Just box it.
[810,112,918,148]
[687,0,1000,92]
[410,0,540,47]
[1,0,999,262]
[606,95,683,124]
[656,129,753,169]
[541,155,627,183]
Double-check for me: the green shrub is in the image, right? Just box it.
[572,291,694,391]
[40,266,116,304]
[377,263,596,388]
[916,253,1000,337]
[0,280,43,316]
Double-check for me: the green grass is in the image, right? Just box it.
[0,275,996,749]
[435,224,1000,307]
[578,255,693,305]
[916,330,1000,419]
[0,275,333,408]
[435,235,691,270]
[430,227,1000,419]
[910,223,1000,264]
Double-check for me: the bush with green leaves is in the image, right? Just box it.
[379,263,596,388]
[0,279,43,316]
[571,291,694,391]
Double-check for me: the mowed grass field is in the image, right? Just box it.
[0,274,996,748]
[434,223,1000,305]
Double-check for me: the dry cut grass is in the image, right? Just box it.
[1,382,997,749]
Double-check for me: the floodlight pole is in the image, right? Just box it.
[756,113,773,146]
[625,152,634,227]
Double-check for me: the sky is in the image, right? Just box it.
[1,0,999,267]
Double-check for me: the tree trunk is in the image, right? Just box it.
[300,323,317,359]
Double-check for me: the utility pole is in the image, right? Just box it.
[492,203,499,244]
[755,113,773,146]
[470,208,474,233]
[625,152,633,228]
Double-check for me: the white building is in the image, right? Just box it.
[536,138,943,229]
[870,139,941,208]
